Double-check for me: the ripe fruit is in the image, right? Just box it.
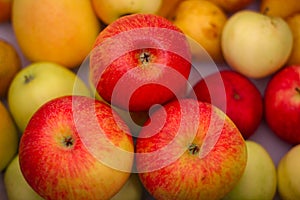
[19,95,134,200]
[91,0,162,24]
[223,140,277,200]
[0,101,18,171]
[0,39,21,97]
[191,70,263,139]
[221,10,293,78]
[136,98,247,200]
[4,155,43,200]
[260,0,300,18]
[286,13,300,65]
[170,0,227,62]
[8,62,92,132]
[157,0,183,18]
[12,0,101,68]
[89,13,192,112]
[0,0,12,23]
[207,0,254,13]
[277,144,300,200]
[264,65,300,144]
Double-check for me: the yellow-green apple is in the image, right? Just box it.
[221,10,293,79]
[170,0,228,62]
[277,144,300,200]
[191,70,263,139]
[89,13,192,112]
[135,98,247,200]
[12,0,101,69]
[91,0,162,24]
[4,155,43,200]
[18,95,134,200]
[222,140,277,200]
[264,65,300,144]
[0,101,18,171]
[8,62,92,132]
[111,173,144,200]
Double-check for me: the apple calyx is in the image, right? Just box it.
[188,143,200,155]
[139,51,152,67]
[63,136,74,148]
[24,74,34,84]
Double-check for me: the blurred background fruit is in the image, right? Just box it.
[207,0,254,13]
[12,0,101,69]
[157,0,183,18]
[170,0,227,62]
[0,0,12,23]
[260,0,300,18]
[0,39,21,97]
[286,13,300,66]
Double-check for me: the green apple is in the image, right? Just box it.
[111,173,144,200]
[221,10,293,78]
[222,140,277,200]
[4,155,43,200]
[91,0,162,24]
[0,101,18,172]
[277,144,300,200]
[8,61,92,132]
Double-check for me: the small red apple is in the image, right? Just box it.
[19,95,134,200]
[264,65,300,144]
[89,13,192,112]
[191,70,263,139]
[135,98,247,200]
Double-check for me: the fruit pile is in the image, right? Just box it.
[0,0,300,200]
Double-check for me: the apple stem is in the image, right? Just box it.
[188,143,200,155]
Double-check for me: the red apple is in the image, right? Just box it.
[19,95,134,200]
[191,70,263,139]
[89,13,192,112]
[135,98,247,200]
[264,65,300,144]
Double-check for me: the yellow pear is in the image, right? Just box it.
[260,0,300,18]
[286,13,300,65]
[0,101,19,171]
[12,0,101,69]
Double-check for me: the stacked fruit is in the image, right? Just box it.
[0,0,300,200]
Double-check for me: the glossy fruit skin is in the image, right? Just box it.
[192,70,263,139]
[89,13,192,112]
[135,98,247,200]
[264,65,300,144]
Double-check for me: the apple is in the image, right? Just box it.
[8,61,92,132]
[156,0,183,18]
[221,10,293,79]
[277,144,300,200]
[91,0,162,24]
[0,101,18,172]
[222,140,277,200]
[191,70,263,139]
[18,95,134,200]
[0,0,12,23]
[89,13,192,112]
[264,65,300,144]
[207,0,254,13]
[4,155,43,200]
[260,0,300,18]
[135,98,247,200]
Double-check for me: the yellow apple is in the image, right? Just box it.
[277,144,300,200]
[170,0,227,62]
[221,10,293,78]
[222,140,277,200]
[260,0,300,18]
[4,155,43,200]
[0,101,18,171]
[286,13,300,66]
[91,0,162,24]
[8,62,92,132]
[12,0,101,69]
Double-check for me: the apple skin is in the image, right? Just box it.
[0,101,18,172]
[90,13,192,112]
[8,62,92,132]
[264,65,300,144]
[191,70,263,139]
[221,10,293,79]
[277,144,300,200]
[91,0,162,24]
[18,95,134,200]
[4,155,43,200]
[222,140,277,200]
[135,98,247,200]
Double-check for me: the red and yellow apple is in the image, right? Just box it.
[135,98,247,200]
[191,70,263,139]
[19,95,134,200]
[264,65,300,144]
[89,13,192,112]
